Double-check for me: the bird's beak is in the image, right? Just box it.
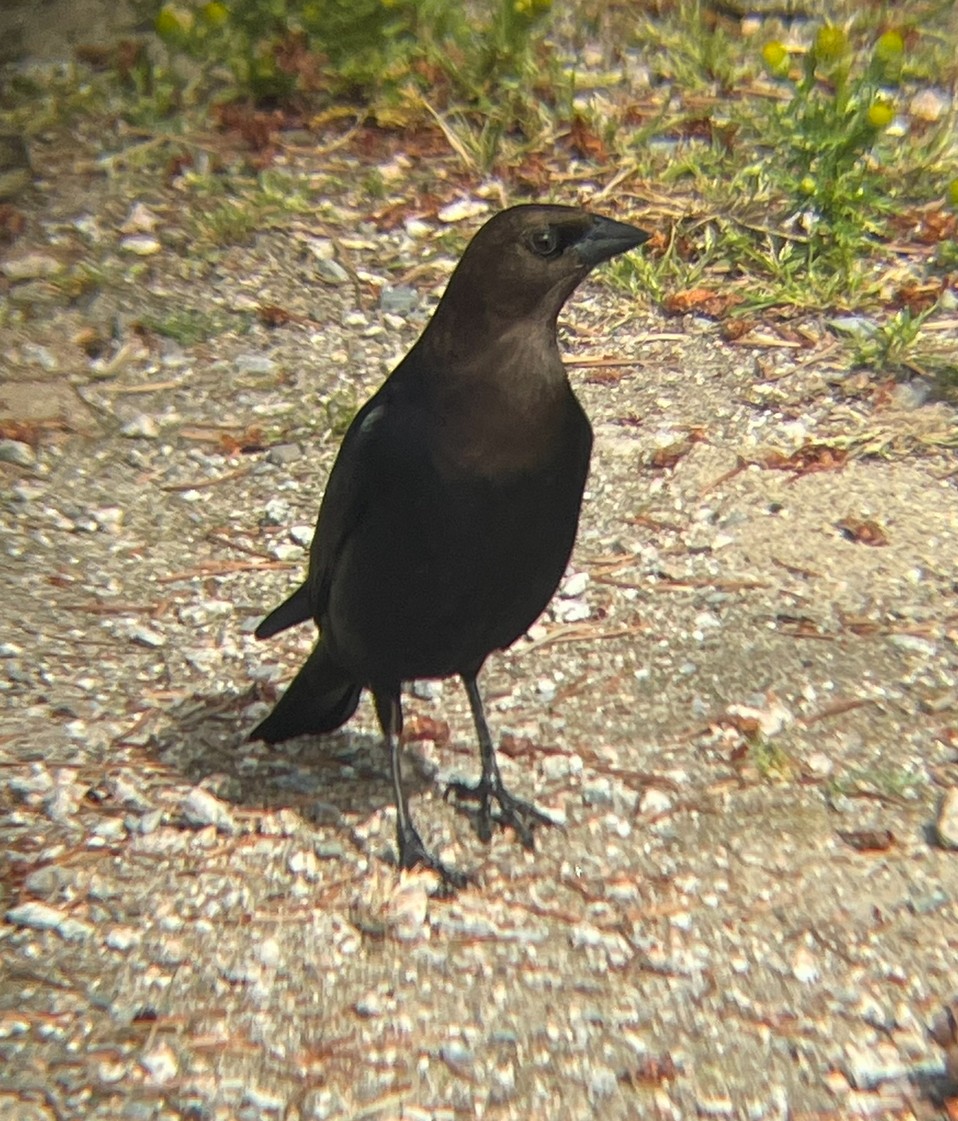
[573,215,650,268]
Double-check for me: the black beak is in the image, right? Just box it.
[573,214,650,268]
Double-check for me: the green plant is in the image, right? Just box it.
[139,306,247,343]
[853,303,938,373]
[150,0,553,121]
[755,26,906,253]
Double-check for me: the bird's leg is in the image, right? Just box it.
[448,674,556,847]
[373,690,468,892]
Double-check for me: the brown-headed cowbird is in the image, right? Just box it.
[251,204,648,887]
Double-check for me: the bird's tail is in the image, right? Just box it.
[250,643,362,744]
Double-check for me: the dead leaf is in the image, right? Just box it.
[0,203,26,244]
[892,280,944,315]
[402,715,450,747]
[837,829,895,852]
[664,288,745,318]
[567,115,609,162]
[721,317,755,341]
[758,442,848,480]
[650,439,692,470]
[258,304,293,328]
[498,734,540,759]
[218,427,265,455]
[837,518,889,546]
[619,1052,677,1086]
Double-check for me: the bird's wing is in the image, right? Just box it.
[305,384,395,616]
[253,382,396,641]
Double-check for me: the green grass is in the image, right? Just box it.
[827,765,924,805]
[138,306,250,345]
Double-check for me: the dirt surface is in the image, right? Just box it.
[2,66,958,1121]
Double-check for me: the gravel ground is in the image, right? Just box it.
[3,58,958,1121]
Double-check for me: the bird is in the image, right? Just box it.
[250,203,649,887]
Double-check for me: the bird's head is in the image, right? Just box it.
[434,204,650,329]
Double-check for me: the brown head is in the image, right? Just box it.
[425,204,649,341]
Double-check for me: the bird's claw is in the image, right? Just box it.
[446,779,556,848]
[397,822,471,895]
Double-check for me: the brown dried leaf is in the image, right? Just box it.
[218,427,265,455]
[258,304,293,328]
[777,615,825,638]
[837,518,889,547]
[274,30,326,93]
[723,713,762,738]
[511,153,552,194]
[837,829,895,852]
[650,439,692,470]
[498,734,540,759]
[721,317,756,341]
[892,280,944,315]
[402,715,451,747]
[758,442,848,479]
[664,288,744,318]
[567,115,609,162]
[73,326,107,358]
[0,203,26,244]
[915,209,957,245]
[620,1052,677,1086]
[0,420,44,446]
[214,103,282,153]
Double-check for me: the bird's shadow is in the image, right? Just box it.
[145,686,442,842]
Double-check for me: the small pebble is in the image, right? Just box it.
[379,285,420,316]
[288,850,321,880]
[120,234,162,256]
[272,542,302,562]
[404,217,433,238]
[23,865,71,899]
[182,787,238,834]
[120,201,160,233]
[267,443,301,466]
[235,354,277,376]
[2,253,63,280]
[6,901,94,940]
[639,787,673,816]
[140,1042,178,1083]
[935,787,958,849]
[0,439,37,467]
[106,926,142,951]
[792,944,820,984]
[438,199,489,223]
[316,258,349,285]
[120,414,160,439]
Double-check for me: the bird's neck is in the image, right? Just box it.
[415,319,574,477]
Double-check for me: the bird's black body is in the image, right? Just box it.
[251,204,648,885]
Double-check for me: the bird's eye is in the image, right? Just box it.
[528,227,560,258]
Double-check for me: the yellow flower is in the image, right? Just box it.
[201,2,228,25]
[761,41,789,76]
[799,176,816,195]
[867,101,894,129]
[155,4,193,38]
[814,24,847,64]
[874,30,904,63]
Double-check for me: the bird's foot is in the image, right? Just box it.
[396,822,471,895]
[446,777,556,848]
